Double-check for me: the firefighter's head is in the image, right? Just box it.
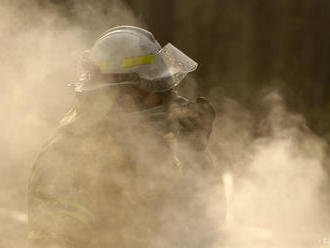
[70,25,198,114]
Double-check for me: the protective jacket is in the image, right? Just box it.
[28,109,217,248]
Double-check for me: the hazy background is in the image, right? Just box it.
[0,0,330,247]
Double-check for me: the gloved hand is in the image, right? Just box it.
[168,96,216,151]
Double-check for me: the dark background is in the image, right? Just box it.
[43,0,330,138]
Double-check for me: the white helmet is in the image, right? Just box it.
[72,26,198,93]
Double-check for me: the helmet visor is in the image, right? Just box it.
[71,43,198,93]
[138,43,198,92]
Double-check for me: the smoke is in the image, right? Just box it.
[0,1,329,248]
[210,90,330,247]
[0,0,140,246]
[0,0,142,156]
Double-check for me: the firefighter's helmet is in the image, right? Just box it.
[71,26,198,93]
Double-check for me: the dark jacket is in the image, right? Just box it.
[28,110,218,248]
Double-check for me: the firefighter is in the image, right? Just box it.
[28,26,217,248]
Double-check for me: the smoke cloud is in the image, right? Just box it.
[0,0,140,247]
[210,91,330,247]
[0,1,329,248]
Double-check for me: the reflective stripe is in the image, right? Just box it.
[49,209,90,225]
[121,54,155,68]
[173,155,183,175]
[95,60,109,71]
[38,200,95,226]
[28,230,80,247]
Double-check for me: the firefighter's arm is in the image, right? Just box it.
[28,145,96,248]
[169,96,216,169]
[169,96,216,151]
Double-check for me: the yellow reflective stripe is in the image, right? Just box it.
[37,207,92,227]
[121,54,155,68]
[95,60,109,71]
[28,229,82,247]
[44,200,95,221]
[43,208,91,226]
[173,155,183,175]
[39,200,95,225]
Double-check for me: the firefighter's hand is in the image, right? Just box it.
[168,96,216,151]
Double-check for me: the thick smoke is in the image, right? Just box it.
[210,91,330,247]
[0,1,329,248]
[0,0,140,247]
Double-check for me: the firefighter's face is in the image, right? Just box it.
[116,86,173,111]
[142,91,173,108]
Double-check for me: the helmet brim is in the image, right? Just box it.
[137,43,198,92]
[71,43,198,93]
